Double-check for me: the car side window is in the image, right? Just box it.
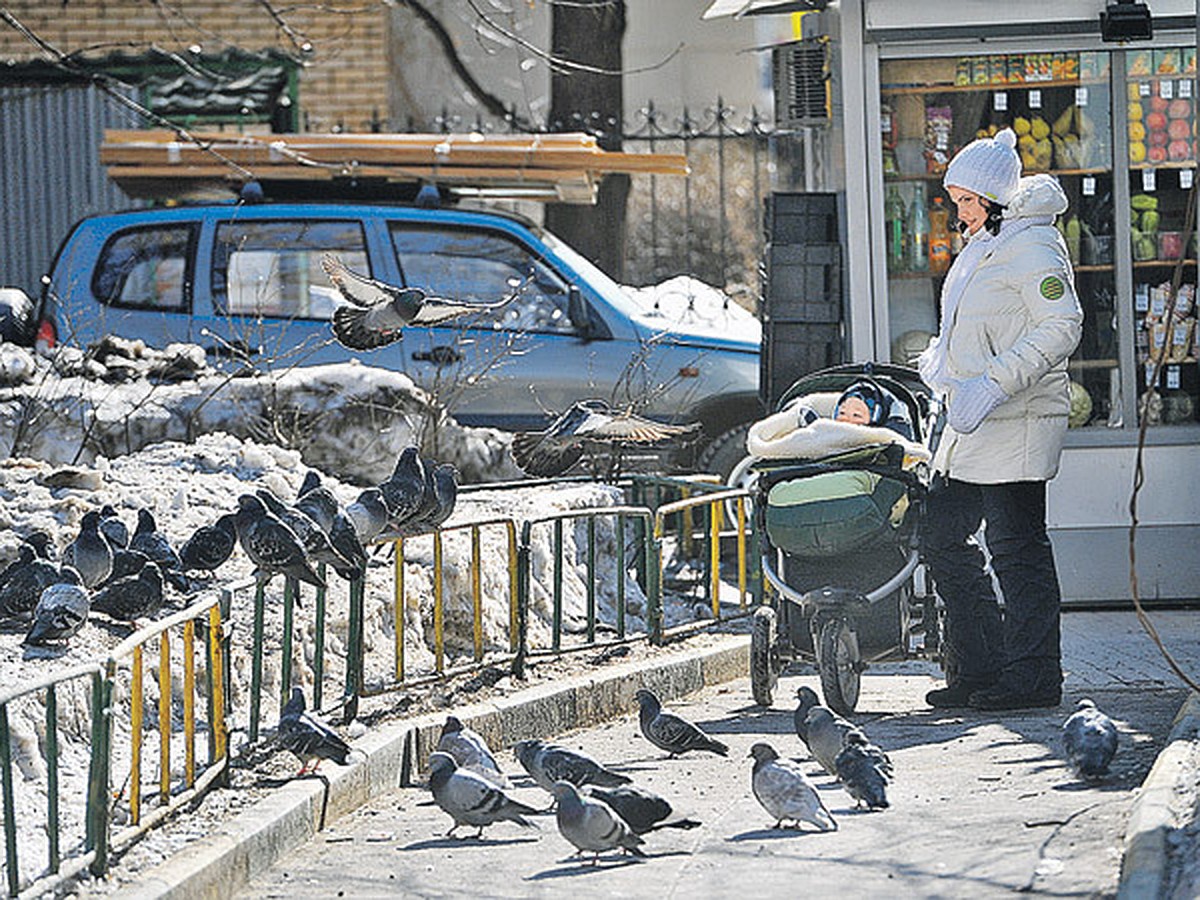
[388,224,574,334]
[92,224,193,310]
[212,220,368,319]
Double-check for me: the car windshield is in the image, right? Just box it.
[539,231,635,313]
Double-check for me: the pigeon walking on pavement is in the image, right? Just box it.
[179,513,239,574]
[748,742,838,832]
[634,688,728,757]
[91,563,165,622]
[64,511,113,589]
[437,715,510,789]
[510,400,700,478]
[582,784,701,835]
[794,686,821,746]
[426,752,539,838]
[513,739,631,794]
[276,686,354,775]
[323,254,522,351]
[235,495,325,589]
[1063,699,1118,782]
[803,700,860,777]
[834,731,891,810]
[24,568,90,647]
[551,781,646,863]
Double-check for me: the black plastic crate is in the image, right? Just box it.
[764,192,839,245]
[763,243,842,323]
[760,320,844,409]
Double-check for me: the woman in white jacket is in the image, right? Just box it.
[918,128,1083,711]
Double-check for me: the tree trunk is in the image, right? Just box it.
[544,0,629,283]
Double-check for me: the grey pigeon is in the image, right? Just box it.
[377,447,428,529]
[511,400,700,478]
[277,686,354,775]
[235,495,325,589]
[437,715,510,789]
[634,688,728,757]
[551,781,646,862]
[834,731,890,810]
[804,704,858,777]
[513,739,631,794]
[130,509,189,591]
[64,511,113,589]
[794,686,821,745]
[583,784,701,835]
[295,485,367,580]
[400,463,458,536]
[748,742,837,832]
[91,563,164,621]
[24,568,89,647]
[256,490,352,576]
[1063,699,1118,782]
[426,751,538,838]
[345,487,388,543]
[179,513,238,574]
[0,545,61,620]
[98,505,130,549]
[324,253,521,351]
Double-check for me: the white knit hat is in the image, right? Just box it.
[943,128,1022,207]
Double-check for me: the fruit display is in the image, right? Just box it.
[1128,78,1194,163]
[1130,194,1159,261]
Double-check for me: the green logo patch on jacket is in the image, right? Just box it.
[1039,276,1066,300]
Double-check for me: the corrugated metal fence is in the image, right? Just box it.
[0,83,139,297]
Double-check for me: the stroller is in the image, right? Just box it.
[748,363,943,715]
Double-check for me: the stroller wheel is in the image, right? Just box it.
[750,606,779,707]
[817,618,862,716]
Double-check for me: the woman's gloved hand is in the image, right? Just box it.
[948,374,1008,434]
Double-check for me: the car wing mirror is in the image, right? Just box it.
[567,285,593,340]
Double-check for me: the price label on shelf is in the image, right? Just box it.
[1181,80,1193,99]
[1160,79,1174,100]
[1082,176,1096,196]
[1029,89,1042,109]
[1144,362,1156,386]
[1143,168,1156,192]
[1166,366,1181,390]
[1139,82,1151,97]
[1182,168,1194,190]
[1136,285,1150,312]
[1174,323,1190,344]
[1075,87,1089,106]
[993,91,1008,111]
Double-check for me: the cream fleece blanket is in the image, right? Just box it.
[747,396,930,463]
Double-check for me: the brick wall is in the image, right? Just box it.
[0,1,390,132]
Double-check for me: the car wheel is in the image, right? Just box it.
[696,421,752,481]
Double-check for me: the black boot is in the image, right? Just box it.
[925,678,993,709]
[968,683,1061,711]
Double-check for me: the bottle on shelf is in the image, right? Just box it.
[885,186,907,272]
[908,184,930,273]
[929,196,951,274]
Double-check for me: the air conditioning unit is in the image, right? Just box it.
[772,38,830,128]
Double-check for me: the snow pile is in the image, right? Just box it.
[624,275,761,343]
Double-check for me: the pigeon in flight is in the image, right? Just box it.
[748,742,837,832]
[634,688,728,757]
[179,513,238,574]
[512,739,631,794]
[1062,699,1118,782]
[834,730,891,810]
[234,495,324,589]
[437,715,510,789]
[552,781,646,863]
[426,751,539,838]
[24,568,90,647]
[323,254,524,351]
[277,686,354,775]
[510,400,699,478]
[582,784,701,835]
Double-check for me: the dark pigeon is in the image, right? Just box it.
[635,688,728,757]
[64,511,113,590]
[256,490,351,576]
[583,784,701,835]
[22,531,57,562]
[130,509,189,591]
[1063,699,1118,782]
[512,739,631,794]
[0,546,61,620]
[24,568,89,647]
[234,495,325,589]
[511,400,700,478]
[552,781,646,862]
[426,751,538,838]
[91,563,165,621]
[295,485,367,580]
[803,700,859,777]
[106,548,151,584]
[794,686,821,745]
[345,488,388,543]
[399,463,458,536]
[378,447,428,528]
[277,686,354,774]
[98,504,130,549]
[323,254,521,351]
[834,731,891,810]
[179,513,238,574]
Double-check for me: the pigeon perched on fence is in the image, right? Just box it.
[234,495,325,589]
[748,742,837,832]
[24,568,89,647]
[552,781,646,862]
[513,739,631,794]
[276,686,354,775]
[834,731,891,810]
[345,488,388,543]
[98,505,129,550]
[323,254,522,350]
[378,447,429,528]
[510,400,700,478]
[804,703,859,777]
[634,688,728,757]
[426,751,539,838]
[179,513,238,574]
[0,545,61,620]
[256,490,352,577]
[582,784,701,835]
[1063,699,1118,782]
[294,487,367,581]
[91,563,164,622]
[399,463,458,536]
[437,715,510,789]
[64,511,113,590]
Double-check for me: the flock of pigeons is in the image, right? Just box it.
[0,446,458,650]
[271,681,1120,865]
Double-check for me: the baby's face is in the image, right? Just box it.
[835,396,872,425]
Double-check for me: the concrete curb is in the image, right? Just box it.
[110,635,749,900]
[1118,691,1200,900]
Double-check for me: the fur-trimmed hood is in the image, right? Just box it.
[1004,173,1069,221]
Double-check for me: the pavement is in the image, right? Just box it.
[105,609,1200,897]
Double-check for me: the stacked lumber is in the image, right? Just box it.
[101,130,689,204]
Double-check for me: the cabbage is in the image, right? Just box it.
[1068,381,1093,428]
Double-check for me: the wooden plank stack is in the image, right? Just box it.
[101,130,689,204]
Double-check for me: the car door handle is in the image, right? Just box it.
[412,345,462,365]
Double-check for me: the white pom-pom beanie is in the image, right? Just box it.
[943,128,1022,207]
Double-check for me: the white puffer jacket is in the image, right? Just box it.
[928,175,1083,483]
